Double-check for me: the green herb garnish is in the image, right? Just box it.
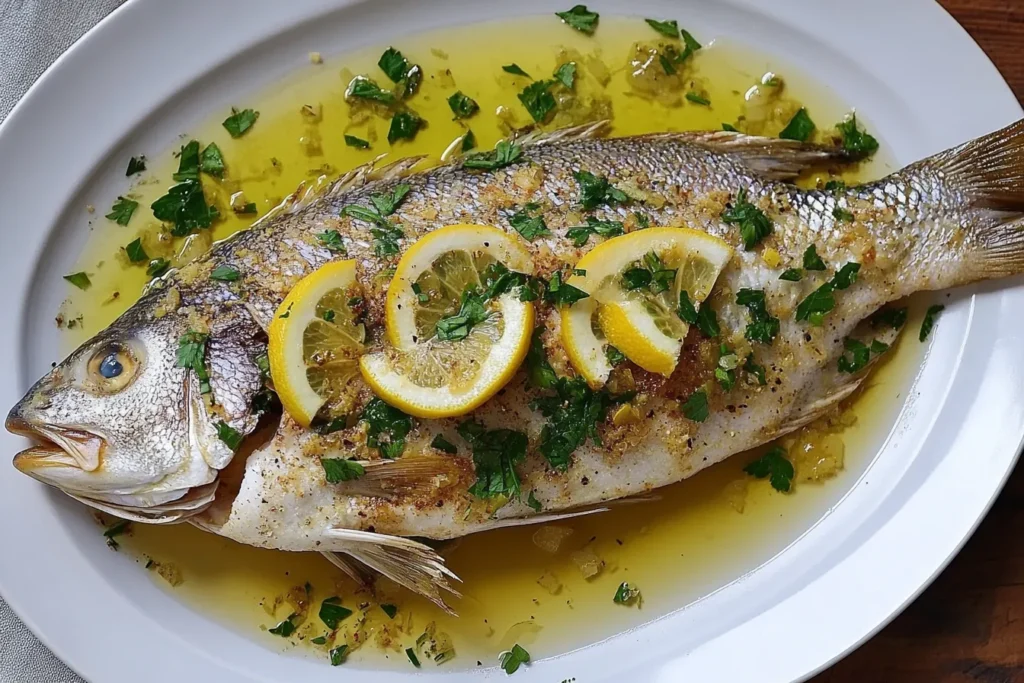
[722,188,772,250]
[329,646,348,666]
[378,47,411,83]
[269,614,298,637]
[172,141,201,181]
[779,268,803,282]
[124,238,147,263]
[555,5,599,34]
[211,264,240,281]
[462,130,476,152]
[176,330,211,394]
[613,581,641,605]
[722,122,738,132]
[509,205,551,241]
[222,108,259,138]
[345,134,370,149]
[500,644,531,675]
[126,156,146,176]
[544,270,589,306]
[463,140,523,171]
[795,262,860,325]
[347,76,396,104]
[361,397,413,458]
[406,648,421,667]
[319,597,353,629]
[553,62,577,89]
[388,111,422,144]
[574,170,628,210]
[779,108,815,142]
[151,179,219,237]
[147,258,170,278]
[106,197,139,226]
[744,445,794,492]
[381,603,398,619]
[318,230,346,254]
[744,354,767,385]
[870,307,908,330]
[823,179,847,193]
[435,288,490,341]
[920,304,944,342]
[566,216,624,246]
[803,244,826,270]
[832,207,854,222]
[447,91,479,119]
[681,388,709,422]
[321,458,365,483]
[518,80,557,123]
[837,337,875,374]
[311,636,327,645]
[645,18,679,37]
[459,420,528,501]
[606,345,626,366]
[526,328,557,389]
[527,490,542,512]
[531,376,612,469]
[502,64,531,77]
[431,434,457,454]
[215,421,243,451]
[835,114,879,157]
[736,289,780,344]
[685,91,710,106]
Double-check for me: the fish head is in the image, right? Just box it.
[7,298,265,522]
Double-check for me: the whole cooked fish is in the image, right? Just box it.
[9,120,1024,609]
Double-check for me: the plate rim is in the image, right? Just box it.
[0,0,1022,681]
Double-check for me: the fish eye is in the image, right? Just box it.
[85,343,138,393]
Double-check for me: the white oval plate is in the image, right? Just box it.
[1,0,1021,681]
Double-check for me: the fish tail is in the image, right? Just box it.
[928,119,1024,276]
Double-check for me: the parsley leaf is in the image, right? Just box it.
[211,264,240,281]
[744,446,794,492]
[462,130,476,152]
[345,135,370,149]
[463,140,523,171]
[509,205,551,241]
[200,143,225,178]
[329,645,349,667]
[361,398,413,458]
[380,603,398,619]
[779,107,816,142]
[176,330,211,394]
[106,197,138,226]
[147,258,170,278]
[681,388,709,422]
[388,111,422,144]
[803,244,826,270]
[613,581,641,605]
[833,207,854,222]
[832,262,860,289]
[269,614,298,637]
[222,108,259,138]
[573,170,628,210]
[370,184,411,216]
[406,648,421,667]
[531,376,612,470]
[795,262,860,325]
[378,47,410,83]
[319,597,353,629]
[447,91,479,119]
[126,156,146,176]
[870,307,908,330]
[172,141,200,181]
[527,491,542,512]
[216,421,243,451]
[502,64,531,77]
[555,5,599,34]
[920,304,944,342]
[678,290,698,324]
[566,216,624,246]
[544,270,589,307]
[151,179,219,237]
[824,179,847,193]
[500,644,531,675]
[322,458,365,483]
[526,328,558,389]
[716,346,739,391]
[696,303,720,338]
[744,354,767,385]
[606,345,626,366]
[835,114,879,157]
[431,434,458,454]
[722,188,772,250]
[736,289,780,344]
[837,337,872,373]
[779,268,803,282]
[459,420,528,501]
[318,230,346,253]
[124,238,147,263]
[645,18,679,37]
[346,76,396,104]
[553,62,577,89]
[435,288,491,341]
[722,122,739,132]
[518,80,557,123]
[685,91,710,106]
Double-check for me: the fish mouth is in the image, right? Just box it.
[7,416,106,473]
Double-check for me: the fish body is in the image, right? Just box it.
[10,121,1024,607]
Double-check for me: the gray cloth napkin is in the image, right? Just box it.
[0,4,126,680]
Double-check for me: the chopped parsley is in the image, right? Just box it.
[544,270,589,307]
[526,328,558,389]
[633,211,651,229]
[553,62,577,89]
[606,345,626,366]
[235,202,257,215]
[531,376,612,470]
[369,184,411,216]
[613,581,641,605]
[459,420,528,501]
[555,5,599,34]
[329,645,349,667]
[744,446,794,492]
[681,388,709,422]
[920,304,944,342]
[124,238,147,263]
[269,614,298,637]
[500,644,531,675]
[435,288,490,341]
[378,47,411,83]
[381,603,398,619]
[447,91,479,119]
[196,143,224,179]
[832,262,861,289]
[621,251,676,294]
[527,490,542,512]
[344,135,370,149]
[361,398,413,458]
[318,230,346,253]
[518,80,557,123]
[346,76,396,104]
[566,216,624,246]
[342,184,410,256]
[176,330,210,394]
[574,170,628,210]
[463,140,523,171]
[509,204,551,241]
[794,262,861,325]
[685,91,710,106]
[172,141,201,181]
[722,188,772,250]
[716,345,739,391]
[695,303,720,338]
[319,597,353,629]
[103,520,131,549]
[311,636,327,646]
[779,268,803,282]
[388,111,422,144]
[215,421,243,451]
[678,290,698,324]
[322,458,365,483]
[744,354,767,385]
[210,264,240,281]
[722,122,739,132]
[502,64,531,77]
[126,156,146,176]
[431,434,458,454]
[151,179,219,237]
[658,30,702,74]
[462,130,476,152]
[106,197,138,226]
[803,244,826,270]
[736,289,780,344]
[870,307,908,330]
[645,18,679,37]
[824,179,847,193]
[147,258,170,278]
[406,648,421,667]
[837,336,888,374]
[832,207,854,222]
[779,108,816,142]
[835,114,879,157]
[222,108,259,138]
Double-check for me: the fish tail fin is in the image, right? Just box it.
[926,119,1024,276]
[321,528,461,614]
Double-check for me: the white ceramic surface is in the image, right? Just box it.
[0,0,1021,681]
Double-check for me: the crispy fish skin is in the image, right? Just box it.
[9,121,1024,607]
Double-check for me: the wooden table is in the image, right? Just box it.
[815,3,1024,680]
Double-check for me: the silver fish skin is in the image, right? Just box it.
[9,121,1024,607]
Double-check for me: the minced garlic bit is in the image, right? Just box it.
[531,525,573,554]
[570,546,604,579]
[309,51,323,64]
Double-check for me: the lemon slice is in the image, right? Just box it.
[562,227,732,383]
[360,224,535,418]
[268,260,366,427]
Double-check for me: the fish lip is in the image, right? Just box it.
[7,415,106,472]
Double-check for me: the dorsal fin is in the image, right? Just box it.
[515,119,611,148]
